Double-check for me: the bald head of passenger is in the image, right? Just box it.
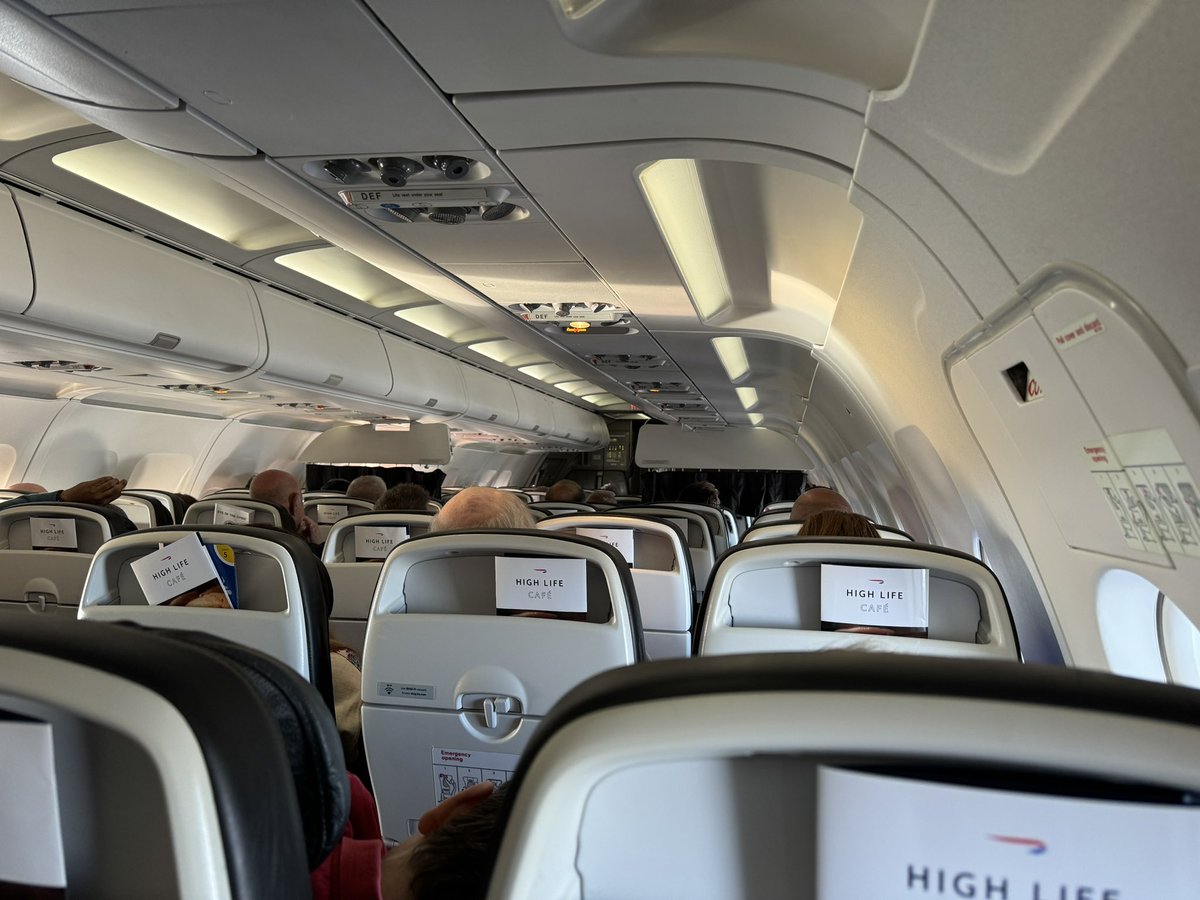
[789,487,852,523]
[430,487,537,531]
[346,475,387,504]
[249,468,305,527]
[8,482,46,493]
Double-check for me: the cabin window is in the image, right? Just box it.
[1095,569,1166,683]
[1159,596,1200,690]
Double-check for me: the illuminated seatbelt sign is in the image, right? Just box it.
[495,556,586,615]
[820,563,929,635]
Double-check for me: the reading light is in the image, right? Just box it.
[736,387,760,410]
[393,305,495,343]
[518,364,576,385]
[52,140,312,250]
[712,336,750,383]
[275,247,434,309]
[638,159,731,320]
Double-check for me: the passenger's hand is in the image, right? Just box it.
[60,476,126,505]
[381,782,496,900]
[297,513,321,543]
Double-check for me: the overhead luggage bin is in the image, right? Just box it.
[0,186,32,314]
[381,332,468,419]
[461,364,519,428]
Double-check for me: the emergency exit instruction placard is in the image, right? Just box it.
[495,556,586,614]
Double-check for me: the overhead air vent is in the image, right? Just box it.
[12,360,111,374]
[628,381,694,394]
[658,402,712,412]
[589,353,667,369]
[337,184,525,225]
[510,302,629,327]
[160,384,259,399]
[304,153,491,186]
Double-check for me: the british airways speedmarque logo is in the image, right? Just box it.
[989,835,1048,855]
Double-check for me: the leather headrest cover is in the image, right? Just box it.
[148,627,350,869]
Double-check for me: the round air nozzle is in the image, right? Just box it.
[369,156,424,187]
[381,204,423,223]
[480,201,517,221]
[423,155,473,180]
[428,207,469,225]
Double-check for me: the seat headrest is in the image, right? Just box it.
[5,501,139,539]
[143,626,350,870]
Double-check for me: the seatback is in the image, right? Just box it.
[751,510,792,527]
[761,500,794,514]
[77,525,335,711]
[0,503,132,618]
[486,652,1200,900]
[123,489,184,522]
[360,528,643,840]
[320,511,437,653]
[500,489,534,503]
[0,617,312,900]
[529,501,597,516]
[613,507,715,600]
[697,537,1018,660]
[642,502,730,555]
[537,514,693,659]
[742,522,915,543]
[184,498,296,530]
[303,497,376,541]
[112,493,173,528]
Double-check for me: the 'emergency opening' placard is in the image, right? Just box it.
[495,556,586,614]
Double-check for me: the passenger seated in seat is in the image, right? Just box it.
[430,487,536,531]
[346,475,387,504]
[249,469,321,547]
[586,488,617,506]
[0,475,128,509]
[798,509,880,539]
[545,479,585,503]
[678,480,720,507]
[376,482,431,512]
[789,486,852,523]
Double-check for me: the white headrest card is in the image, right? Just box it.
[575,527,636,564]
[354,525,409,560]
[0,721,66,887]
[212,502,252,525]
[820,564,929,629]
[130,532,229,607]
[30,517,78,551]
[495,556,587,614]
[317,504,349,524]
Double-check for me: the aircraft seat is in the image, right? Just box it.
[696,537,1018,660]
[612,507,715,603]
[751,510,793,527]
[760,500,794,514]
[529,501,597,516]
[77,524,335,712]
[123,489,187,523]
[0,502,136,618]
[183,497,296,529]
[303,497,375,541]
[320,511,437,654]
[0,616,314,899]
[537,513,694,659]
[112,493,173,528]
[742,522,915,543]
[484,651,1200,900]
[360,528,643,840]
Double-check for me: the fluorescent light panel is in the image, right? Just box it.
[712,335,750,383]
[518,364,576,385]
[638,159,731,320]
[467,339,545,367]
[52,140,312,250]
[0,78,89,141]
[748,413,765,425]
[558,380,602,397]
[275,247,434,309]
[393,305,495,343]
[736,387,760,410]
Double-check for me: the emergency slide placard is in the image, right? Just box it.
[495,556,586,614]
[212,502,252,526]
[0,721,66,888]
[817,766,1200,899]
[30,517,77,551]
[575,527,635,564]
[354,525,408,560]
[431,746,520,805]
[130,532,227,606]
[820,564,928,629]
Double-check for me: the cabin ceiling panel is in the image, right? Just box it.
[455,84,864,167]
[372,220,580,266]
[34,0,481,155]
[447,262,621,308]
[375,0,893,108]
[867,1,1200,366]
